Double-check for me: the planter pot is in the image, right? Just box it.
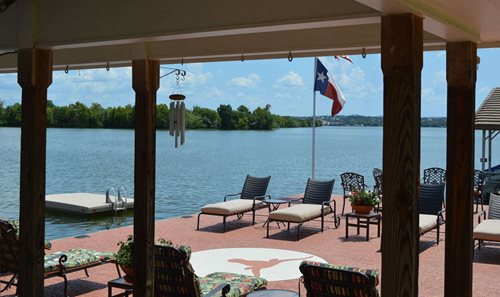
[120,265,134,283]
[351,204,374,214]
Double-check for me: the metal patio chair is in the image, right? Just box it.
[422,167,446,185]
[340,172,367,215]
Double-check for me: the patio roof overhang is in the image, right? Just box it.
[0,0,499,72]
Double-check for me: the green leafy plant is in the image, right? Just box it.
[348,189,380,206]
[116,235,172,267]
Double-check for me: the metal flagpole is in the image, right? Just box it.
[312,57,317,179]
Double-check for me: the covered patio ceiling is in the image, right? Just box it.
[0,0,499,72]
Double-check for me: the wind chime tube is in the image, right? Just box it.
[174,101,180,148]
[169,101,175,136]
[180,102,186,145]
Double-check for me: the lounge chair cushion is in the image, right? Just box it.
[419,214,438,234]
[201,200,264,216]
[269,204,331,223]
[474,219,500,241]
[200,272,268,297]
[300,260,379,287]
[44,248,115,273]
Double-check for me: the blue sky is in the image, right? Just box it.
[0,49,498,117]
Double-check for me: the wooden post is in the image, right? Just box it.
[132,59,159,296]
[17,48,52,297]
[381,14,423,297]
[445,42,476,297]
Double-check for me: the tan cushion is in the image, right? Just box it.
[269,204,331,223]
[419,214,438,234]
[201,199,263,216]
[474,219,500,241]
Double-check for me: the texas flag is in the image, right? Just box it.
[313,58,346,116]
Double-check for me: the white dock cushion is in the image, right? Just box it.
[269,204,331,223]
[419,214,438,234]
[201,200,263,216]
[474,220,500,241]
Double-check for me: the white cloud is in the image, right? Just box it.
[274,71,304,89]
[229,73,261,88]
[183,72,214,86]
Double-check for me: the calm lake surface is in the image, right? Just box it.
[0,127,495,240]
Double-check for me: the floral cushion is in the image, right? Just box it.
[2,219,52,249]
[204,272,268,290]
[199,272,267,297]
[300,261,379,297]
[44,248,115,273]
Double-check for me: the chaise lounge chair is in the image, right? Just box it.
[474,193,500,250]
[299,260,380,297]
[197,175,271,232]
[0,219,116,296]
[155,243,267,296]
[419,183,445,245]
[266,178,339,241]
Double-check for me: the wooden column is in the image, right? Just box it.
[17,48,52,297]
[381,14,423,297]
[132,59,159,296]
[445,42,476,297]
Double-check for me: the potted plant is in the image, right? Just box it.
[116,235,172,282]
[348,189,380,214]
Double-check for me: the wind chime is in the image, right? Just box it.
[169,71,186,148]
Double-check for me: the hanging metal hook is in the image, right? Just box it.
[181,57,184,65]
[241,54,245,62]
[106,63,110,71]
[65,65,69,74]
[362,48,367,59]
[288,51,293,62]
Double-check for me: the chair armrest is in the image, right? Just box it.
[205,283,231,297]
[437,209,446,222]
[254,194,271,200]
[478,211,486,224]
[321,200,336,213]
[288,197,304,207]
[224,193,241,202]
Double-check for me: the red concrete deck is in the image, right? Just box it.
[1,196,499,296]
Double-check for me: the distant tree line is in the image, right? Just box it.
[0,100,320,130]
[318,115,446,127]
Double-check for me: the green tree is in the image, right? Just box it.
[156,104,170,129]
[251,104,273,130]
[192,106,220,128]
[217,104,234,130]
[0,100,4,125]
[3,103,21,126]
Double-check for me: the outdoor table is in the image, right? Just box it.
[108,277,133,297]
[263,198,288,227]
[248,289,299,297]
[345,211,381,241]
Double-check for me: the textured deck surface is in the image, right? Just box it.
[2,195,499,296]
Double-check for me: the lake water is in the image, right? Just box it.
[0,127,495,240]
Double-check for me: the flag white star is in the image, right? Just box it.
[316,71,327,84]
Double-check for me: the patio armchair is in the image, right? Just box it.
[266,178,339,241]
[197,175,271,232]
[0,219,116,296]
[474,193,500,250]
[473,169,486,214]
[422,167,446,185]
[373,168,383,212]
[419,183,446,245]
[154,243,267,297]
[299,260,380,297]
[340,172,368,215]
